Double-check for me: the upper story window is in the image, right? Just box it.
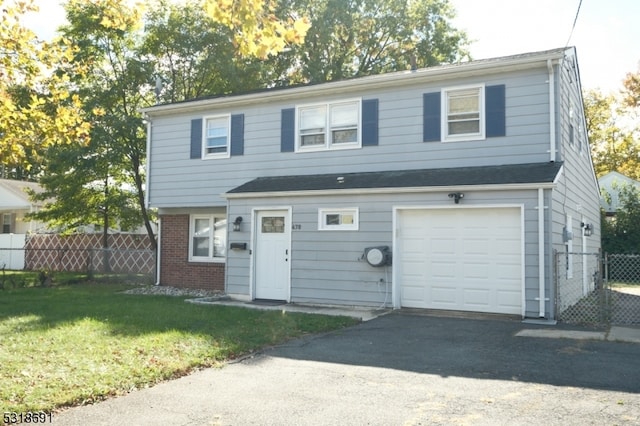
[203,115,230,159]
[189,214,227,262]
[297,99,361,151]
[442,85,485,142]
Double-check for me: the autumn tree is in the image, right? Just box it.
[30,0,157,250]
[204,0,310,58]
[275,0,470,83]
[142,0,284,103]
[622,67,640,109]
[0,0,89,173]
[585,89,640,179]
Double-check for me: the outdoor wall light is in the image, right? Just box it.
[448,192,464,204]
[232,216,243,232]
[582,222,593,237]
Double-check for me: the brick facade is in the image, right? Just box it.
[159,214,225,291]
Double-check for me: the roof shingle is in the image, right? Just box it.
[227,162,563,194]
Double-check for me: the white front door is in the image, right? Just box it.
[254,210,291,300]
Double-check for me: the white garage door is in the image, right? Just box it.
[397,207,522,315]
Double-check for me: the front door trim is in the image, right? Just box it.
[250,206,292,302]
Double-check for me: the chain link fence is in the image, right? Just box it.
[603,254,640,325]
[555,251,640,326]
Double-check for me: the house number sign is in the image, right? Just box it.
[292,224,301,230]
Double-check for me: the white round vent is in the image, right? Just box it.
[365,246,390,267]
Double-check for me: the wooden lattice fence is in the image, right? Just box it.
[24,234,155,275]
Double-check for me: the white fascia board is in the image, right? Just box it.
[552,164,565,184]
[222,182,557,199]
[142,51,566,117]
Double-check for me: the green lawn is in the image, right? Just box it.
[0,284,359,413]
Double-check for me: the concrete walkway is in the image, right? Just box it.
[189,297,640,344]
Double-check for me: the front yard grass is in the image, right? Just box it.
[0,283,359,414]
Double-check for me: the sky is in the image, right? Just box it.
[20,0,640,93]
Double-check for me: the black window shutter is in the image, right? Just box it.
[281,108,295,152]
[230,114,244,156]
[423,92,441,142]
[362,98,379,146]
[190,118,202,159]
[485,84,506,137]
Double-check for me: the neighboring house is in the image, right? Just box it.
[598,171,640,216]
[142,47,601,319]
[0,179,46,234]
[0,178,155,236]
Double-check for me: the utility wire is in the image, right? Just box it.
[565,0,583,47]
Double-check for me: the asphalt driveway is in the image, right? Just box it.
[53,312,640,425]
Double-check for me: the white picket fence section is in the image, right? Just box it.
[0,234,26,270]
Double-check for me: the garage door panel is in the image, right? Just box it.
[398,207,522,315]
[431,260,457,279]
[463,263,489,279]
[402,285,424,302]
[463,239,491,255]
[463,288,490,307]
[431,238,456,255]
[401,236,424,253]
[431,286,457,306]
[497,290,521,309]
[495,239,521,254]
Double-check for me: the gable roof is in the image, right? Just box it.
[225,162,563,197]
[143,47,573,116]
[598,171,640,188]
[598,171,640,214]
[0,179,43,209]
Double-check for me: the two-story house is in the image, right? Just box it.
[142,47,600,319]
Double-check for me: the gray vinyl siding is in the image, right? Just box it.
[546,53,601,318]
[551,51,601,253]
[226,189,547,313]
[147,67,552,208]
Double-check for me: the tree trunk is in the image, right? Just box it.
[102,178,111,273]
[132,152,157,250]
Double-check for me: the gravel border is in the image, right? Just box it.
[122,285,224,298]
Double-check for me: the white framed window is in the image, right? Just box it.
[2,213,11,234]
[318,208,359,231]
[203,115,230,159]
[189,215,227,262]
[442,85,485,142]
[297,99,361,151]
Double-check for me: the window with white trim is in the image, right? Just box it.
[298,100,360,151]
[203,115,230,158]
[442,85,485,141]
[2,213,11,234]
[318,208,359,231]
[189,215,227,261]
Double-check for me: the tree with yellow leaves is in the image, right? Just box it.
[0,0,90,171]
[204,0,310,58]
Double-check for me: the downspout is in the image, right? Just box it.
[145,116,161,286]
[155,217,161,286]
[581,215,588,295]
[144,116,152,209]
[538,188,546,317]
[548,59,556,162]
